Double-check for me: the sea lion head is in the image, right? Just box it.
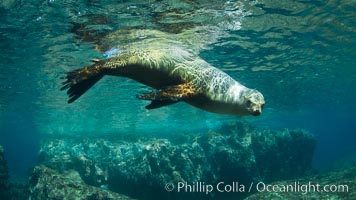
[242,89,265,116]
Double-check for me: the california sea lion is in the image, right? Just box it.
[61,31,265,116]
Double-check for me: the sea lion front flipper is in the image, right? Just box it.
[144,100,178,110]
[136,82,197,109]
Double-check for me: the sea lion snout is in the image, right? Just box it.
[252,106,262,115]
[252,111,261,116]
[250,104,263,116]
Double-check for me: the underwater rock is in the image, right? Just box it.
[0,0,17,10]
[0,145,29,200]
[0,145,11,199]
[38,122,316,199]
[245,165,356,200]
[29,166,135,200]
[251,128,316,182]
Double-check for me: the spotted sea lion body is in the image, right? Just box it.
[62,33,265,116]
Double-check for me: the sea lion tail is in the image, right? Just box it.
[61,64,104,103]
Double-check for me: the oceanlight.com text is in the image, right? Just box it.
[255,181,349,194]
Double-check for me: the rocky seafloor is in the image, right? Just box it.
[1,122,355,199]
[245,166,356,200]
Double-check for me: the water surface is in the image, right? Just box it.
[0,0,355,180]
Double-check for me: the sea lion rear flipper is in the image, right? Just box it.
[136,82,197,109]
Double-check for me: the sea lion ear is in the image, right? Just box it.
[241,90,251,101]
[242,95,252,106]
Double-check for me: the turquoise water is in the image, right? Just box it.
[0,0,355,185]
